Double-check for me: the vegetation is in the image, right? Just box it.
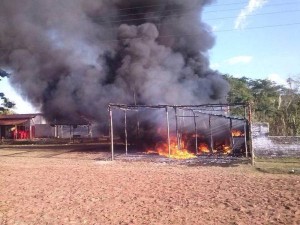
[255,157,300,174]
[0,69,15,114]
[224,75,300,136]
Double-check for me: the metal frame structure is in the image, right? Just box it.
[108,103,253,163]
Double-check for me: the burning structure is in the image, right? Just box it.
[0,113,91,140]
[0,114,39,140]
[108,103,251,160]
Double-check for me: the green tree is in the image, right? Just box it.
[224,75,253,117]
[248,79,283,122]
[0,69,15,114]
[275,77,300,135]
[224,75,253,103]
[225,74,300,136]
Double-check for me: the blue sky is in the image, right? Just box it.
[1,0,300,113]
[203,0,300,83]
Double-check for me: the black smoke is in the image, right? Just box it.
[0,0,229,125]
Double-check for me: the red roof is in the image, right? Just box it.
[0,119,30,126]
[0,114,40,120]
[0,114,40,126]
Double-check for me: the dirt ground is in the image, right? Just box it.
[0,145,299,225]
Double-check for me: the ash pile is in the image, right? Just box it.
[114,152,248,166]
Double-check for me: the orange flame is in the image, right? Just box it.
[147,138,196,159]
[198,143,210,153]
[222,144,232,154]
[231,129,244,137]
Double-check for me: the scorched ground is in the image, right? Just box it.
[0,152,299,225]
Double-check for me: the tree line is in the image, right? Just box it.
[224,75,300,136]
[0,69,15,114]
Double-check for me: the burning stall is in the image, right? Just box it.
[0,114,42,140]
[108,103,251,160]
[0,114,92,140]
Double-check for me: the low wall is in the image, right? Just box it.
[252,123,300,157]
[253,136,300,157]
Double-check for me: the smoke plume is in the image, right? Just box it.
[0,0,229,124]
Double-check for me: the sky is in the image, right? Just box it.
[203,0,300,83]
[0,0,300,113]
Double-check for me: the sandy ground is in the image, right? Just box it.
[0,147,299,225]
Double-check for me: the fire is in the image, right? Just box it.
[231,129,244,137]
[214,140,232,155]
[222,145,232,154]
[148,138,196,159]
[198,143,210,153]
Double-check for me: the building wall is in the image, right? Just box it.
[34,124,55,138]
[32,115,92,139]
[34,125,93,139]
[252,123,300,157]
[0,114,98,139]
[56,125,91,139]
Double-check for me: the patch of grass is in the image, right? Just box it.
[254,157,300,174]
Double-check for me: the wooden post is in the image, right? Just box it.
[230,118,234,152]
[248,103,254,166]
[166,107,171,157]
[193,111,198,154]
[109,107,114,161]
[124,109,128,155]
[29,119,33,140]
[54,125,57,138]
[209,115,214,153]
[15,125,18,140]
[244,121,248,157]
[174,107,180,150]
